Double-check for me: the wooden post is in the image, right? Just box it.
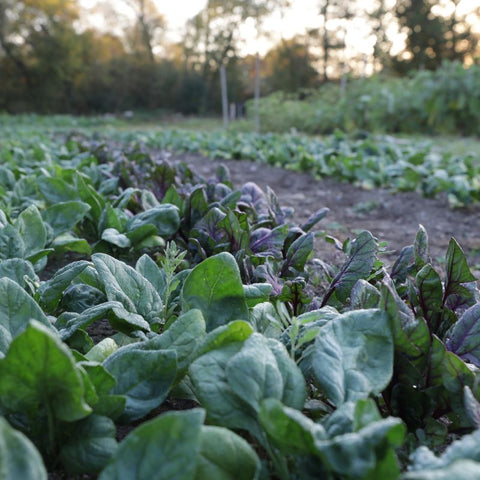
[220,65,228,129]
[254,53,260,133]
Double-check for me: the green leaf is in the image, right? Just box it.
[85,338,118,363]
[0,225,25,260]
[135,254,166,295]
[414,225,429,269]
[182,252,249,331]
[198,320,253,355]
[315,416,405,478]
[126,205,180,237]
[416,265,443,333]
[59,415,117,475]
[56,302,122,340]
[311,309,393,405]
[93,253,163,327]
[0,320,92,422]
[407,430,480,475]
[101,228,131,248]
[50,233,91,255]
[42,201,91,237]
[103,347,177,421]
[322,231,377,306]
[446,305,480,369]
[402,459,480,479]
[226,334,285,413]
[444,238,476,299]
[194,425,261,480]
[99,409,204,480]
[0,277,52,355]
[259,398,327,455]
[37,176,79,204]
[0,259,37,289]
[283,233,314,274]
[15,205,46,257]
[350,279,380,309]
[136,309,206,380]
[0,417,47,480]
[38,260,90,313]
[464,386,480,429]
[243,283,272,308]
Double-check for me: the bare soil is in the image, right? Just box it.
[173,153,480,276]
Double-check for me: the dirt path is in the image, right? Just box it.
[173,153,480,275]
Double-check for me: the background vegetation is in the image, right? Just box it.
[0,0,479,134]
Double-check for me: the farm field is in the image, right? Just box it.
[0,115,480,479]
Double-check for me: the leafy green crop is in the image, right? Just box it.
[0,126,479,479]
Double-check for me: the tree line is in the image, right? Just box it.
[0,0,478,115]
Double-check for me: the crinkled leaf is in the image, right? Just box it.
[226,334,285,413]
[135,254,166,296]
[414,225,429,269]
[38,260,90,313]
[300,207,329,232]
[119,309,205,383]
[15,205,46,256]
[56,302,121,341]
[0,277,51,355]
[312,309,393,405]
[0,225,25,260]
[198,320,253,355]
[407,430,480,473]
[0,259,37,289]
[315,416,405,478]
[189,342,257,432]
[103,347,177,422]
[93,253,163,327]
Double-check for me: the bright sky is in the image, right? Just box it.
[82,0,479,59]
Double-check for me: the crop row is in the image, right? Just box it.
[0,135,479,479]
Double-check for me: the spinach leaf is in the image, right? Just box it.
[99,409,204,480]
[181,252,249,331]
[310,309,393,405]
[0,417,47,480]
[0,277,52,355]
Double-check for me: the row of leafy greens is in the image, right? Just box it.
[0,132,479,479]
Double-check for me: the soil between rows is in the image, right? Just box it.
[168,152,480,277]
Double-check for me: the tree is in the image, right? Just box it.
[394,0,479,72]
[122,0,166,62]
[263,36,319,93]
[181,0,287,112]
[312,0,354,81]
[368,0,393,72]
